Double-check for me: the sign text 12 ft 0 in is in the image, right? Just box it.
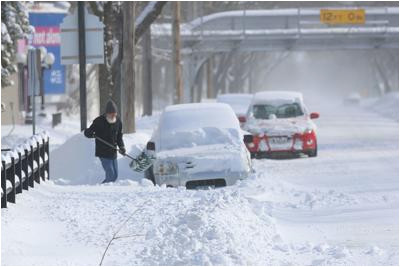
[320,9,366,25]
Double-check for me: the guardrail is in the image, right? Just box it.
[1,132,49,208]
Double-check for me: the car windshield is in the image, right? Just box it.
[252,103,304,119]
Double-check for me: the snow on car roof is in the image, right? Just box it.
[252,91,303,105]
[162,103,240,130]
[165,102,232,112]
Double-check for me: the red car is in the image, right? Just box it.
[242,91,319,158]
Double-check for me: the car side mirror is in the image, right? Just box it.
[243,134,253,144]
[238,116,246,123]
[146,141,155,151]
[310,112,319,119]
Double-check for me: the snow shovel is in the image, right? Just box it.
[94,136,154,172]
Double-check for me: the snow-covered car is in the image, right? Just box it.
[216,94,253,127]
[145,103,253,189]
[243,91,319,158]
[343,92,361,105]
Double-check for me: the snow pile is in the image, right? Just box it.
[50,132,150,185]
[139,189,277,265]
[365,92,399,121]
[93,186,281,266]
[135,113,160,134]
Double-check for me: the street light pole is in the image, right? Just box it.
[39,67,45,114]
[39,52,54,117]
[78,2,87,131]
[28,48,41,135]
[17,51,31,123]
[17,63,25,111]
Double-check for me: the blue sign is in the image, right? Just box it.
[29,12,67,94]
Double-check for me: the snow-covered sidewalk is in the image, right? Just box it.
[1,96,398,265]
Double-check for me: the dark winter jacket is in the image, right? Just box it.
[84,114,125,159]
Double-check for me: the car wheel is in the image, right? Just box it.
[308,147,317,157]
[250,152,256,159]
[144,166,156,185]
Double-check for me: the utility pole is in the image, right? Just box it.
[142,28,152,116]
[172,1,183,104]
[78,2,87,131]
[121,2,135,133]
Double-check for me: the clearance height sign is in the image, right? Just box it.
[29,12,67,94]
[320,9,366,25]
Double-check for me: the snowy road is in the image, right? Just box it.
[1,97,398,265]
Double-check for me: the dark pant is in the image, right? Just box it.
[99,157,118,183]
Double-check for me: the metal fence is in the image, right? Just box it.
[1,132,49,208]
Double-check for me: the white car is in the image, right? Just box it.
[216,94,253,126]
[243,91,319,158]
[145,103,253,189]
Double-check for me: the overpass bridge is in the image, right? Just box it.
[151,6,399,101]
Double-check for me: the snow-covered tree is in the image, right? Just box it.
[1,2,32,88]
[88,1,167,114]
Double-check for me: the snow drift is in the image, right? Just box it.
[50,132,151,185]
[367,92,399,122]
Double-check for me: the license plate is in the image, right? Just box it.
[270,137,289,144]
[269,136,292,150]
[259,139,268,151]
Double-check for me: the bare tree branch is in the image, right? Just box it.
[135,1,168,43]
[88,2,104,19]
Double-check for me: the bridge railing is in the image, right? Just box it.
[1,132,50,209]
[151,7,399,52]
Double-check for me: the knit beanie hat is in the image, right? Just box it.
[105,99,117,114]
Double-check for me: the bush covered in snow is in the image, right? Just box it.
[1,2,32,88]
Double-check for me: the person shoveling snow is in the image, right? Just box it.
[84,99,127,183]
[84,99,153,184]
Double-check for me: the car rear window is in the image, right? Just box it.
[253,103,304,119]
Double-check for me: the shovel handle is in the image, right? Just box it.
[95,136,136,160]
[95,136,117,149]
[123,154,136,161]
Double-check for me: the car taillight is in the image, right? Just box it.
[238,116,246,123]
